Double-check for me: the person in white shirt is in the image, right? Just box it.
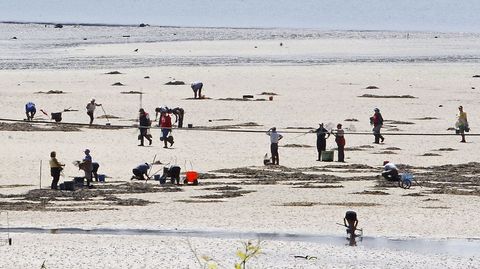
[86,98,102,125]
[266,127,283,165]
[382,161,400,181]
[331,123,345,162]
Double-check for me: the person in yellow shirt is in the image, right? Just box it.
[49,151,65,190]
[457,106,469,143]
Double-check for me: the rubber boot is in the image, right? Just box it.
[374,135,380,144]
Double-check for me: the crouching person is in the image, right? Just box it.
[131,163,150,180]
[160,165,181,185]
[382,161,400,181]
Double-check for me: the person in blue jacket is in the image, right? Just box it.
[25,102,36,121]
[131,163,150,180]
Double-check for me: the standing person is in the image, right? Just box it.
[456,105,469,143]
[311,123,330,161]
[86,98,102,125]
[266,127,283,165]
[370,108,384,144]
[25,102,36,121]
[80,149,93,188]
[331,123,345,162]
[138,108,152,146]
[190,81,203,99]
[160,112,173,148]
[49,151,64,190]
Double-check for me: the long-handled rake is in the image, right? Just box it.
[100,105,111,126]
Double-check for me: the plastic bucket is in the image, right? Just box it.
[186,171,198,183]
[51,112,62,122]
[98,174,106,182]
[321,151,334,162]
[153,174,161,181]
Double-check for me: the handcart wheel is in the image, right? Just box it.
[401,180,412,189]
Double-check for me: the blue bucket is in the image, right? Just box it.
[154,174,161,181]
[98,174,106,182]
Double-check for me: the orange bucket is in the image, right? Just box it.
[186,171,198,183]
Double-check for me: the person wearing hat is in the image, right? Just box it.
[131,163,151,180]
[267,127,283,165]
[331,123,345,162]
[80,149,93,187]
[138,108,152,146]
[311,123,330,161]
[49,151,65,190]
[370,108,384,144]
[86,98,102,125]
[456,105,469,143]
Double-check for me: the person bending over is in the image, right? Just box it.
[190,81,203,99]
[25,102,36,121]
[131,163,150,180]
[344,210,358,236]
[382,161,400,181]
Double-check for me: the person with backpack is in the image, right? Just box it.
[370,108,384,144]
[138,108,152,146]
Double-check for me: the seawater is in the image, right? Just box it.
[0,227,478,257]
[1,23,480,70]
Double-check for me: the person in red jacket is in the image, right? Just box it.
[160,112,174,148]
[370,108,384,144]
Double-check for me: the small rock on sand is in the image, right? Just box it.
[111,82,125,86]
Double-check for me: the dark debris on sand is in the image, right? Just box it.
[359,94,416,99]
[0,122,81,132]
[0,182,181,212]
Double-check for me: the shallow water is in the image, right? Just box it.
[0,227,478,257]
[2,23,480,70]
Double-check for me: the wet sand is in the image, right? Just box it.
[1,24,480,268]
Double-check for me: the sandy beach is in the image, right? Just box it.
[1,24,480,268]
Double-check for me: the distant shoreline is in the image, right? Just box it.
[0,20,456,34]
[0,20,295,31]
